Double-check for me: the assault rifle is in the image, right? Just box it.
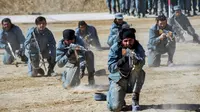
[68,43,87,51]
[67,43,87,61]
[159,29,175,42]
[122,48,143,68]
[32,32,47,71]
[82,33,93,49]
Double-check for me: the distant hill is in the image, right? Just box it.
[0,0,107,15]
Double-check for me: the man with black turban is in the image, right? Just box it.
[107,28,146,111]
[56,29,95,89]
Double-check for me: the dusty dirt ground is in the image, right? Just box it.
[0,16,200,112]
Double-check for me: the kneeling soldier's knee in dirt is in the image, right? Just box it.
[107,28,146,111]
[0,18,27,65]
[56,29,96,89]
[148,15,176,67]
[24,16,56,77]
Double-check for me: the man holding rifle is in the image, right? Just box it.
[0,18,27,65]
[75,21,102,50]
[147,14,176,67]
[56,29,95,88]
[24,16,56,77]
[107,28,145,111]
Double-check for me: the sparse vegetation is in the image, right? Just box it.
[0,0,107,15]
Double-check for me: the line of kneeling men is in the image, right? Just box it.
[0,16,145,111]
[0,15,145,112]
[0,12,199,111]
[0,17,99,86]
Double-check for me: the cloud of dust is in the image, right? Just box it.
[71,84,109,93]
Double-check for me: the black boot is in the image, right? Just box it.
[193,34,200,44]
[31,69,38,77]
[193,11,197,16]
[187,10,191,16]
[38,67,45,76]
[149,9,152,15]
[137,13,141,18]
[131,10,135,17]
[47,69,56,77]
[142,13,146,18]
[46,58,56,76]
[88,72,95,85]
[126,9,130,16]
[79,68,85,79]
[153,8,157,16]
[21,55,28,63]
[132,92,140,111]
[122,9,126,15]
[109,7,112,14]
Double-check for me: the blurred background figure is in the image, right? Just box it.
[107,13,129,47]
[112,0,121,14]
[168,5,200,43]
[120,0,131,15]
[135,0,147,18]
[75,21,102,50]
[106,0,199,17]
[106,0,112,14]
[192,0,198,15]
[199,0,200,12]
[130,0,136,16]
[147,0,153,15]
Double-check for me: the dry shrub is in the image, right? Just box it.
[0,0,107,15]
